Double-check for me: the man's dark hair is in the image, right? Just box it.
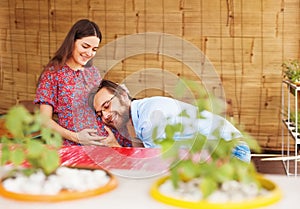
[88,79,133,111]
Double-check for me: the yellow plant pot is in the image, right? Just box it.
[0,167,117,202]
[150,175,282,209]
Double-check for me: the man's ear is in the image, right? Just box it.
[119,84,130,94]
[119,90,130,101]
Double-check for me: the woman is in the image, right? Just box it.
[34,19,131,147]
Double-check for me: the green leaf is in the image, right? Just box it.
[41,128,62,147]
[282,59,300,82]
[152,126,159,139]
[22,168,36,176]
[25,118,42,136]
[197,162,213,176]
[26,140,44,158]
[5,106,33,138]
[178,109,190,118]
[39,149,60,175]
[210,139,236,160]
[200,177,218,198]
[240,131,261,153]
[190,134,206,154]
[0,144,10,165]
[160,140,179,159]
[1,105,62,176]
[178,159,198,180]
[170,165,180,189]
[214,163,235,183]
[174,79,189,97]
[233,160,258,183]
[165,123,183,139]
[10,148,25,166]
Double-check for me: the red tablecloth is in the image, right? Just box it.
[59,146,170,174]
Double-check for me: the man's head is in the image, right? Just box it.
[89,79,132,130]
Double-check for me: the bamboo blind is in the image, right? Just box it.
[0,0,300,151]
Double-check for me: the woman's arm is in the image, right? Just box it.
[39,104,79,143]
[40,104,121,146]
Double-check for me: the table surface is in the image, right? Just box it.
[1,146,300,209]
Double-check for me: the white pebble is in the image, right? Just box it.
[2,178,22,193]
[207,190,229,203]
[230,191,246,202]
[2,167,111,195]
[241,182,259,197]
[20,177,42,194]
[221,180,240,192]
[159,179,202,202]
[93,169,107,179]
[159,178,265,203]
[28,170,46,184]
[42,175,62,195]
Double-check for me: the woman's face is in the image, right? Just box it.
[69,36,100,68]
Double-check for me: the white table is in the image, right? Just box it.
[0,171,300,209]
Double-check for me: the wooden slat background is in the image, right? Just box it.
[0,0,300,151]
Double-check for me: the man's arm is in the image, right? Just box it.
[126,122,144,147]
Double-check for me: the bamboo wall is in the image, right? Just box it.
[0,0,300,151]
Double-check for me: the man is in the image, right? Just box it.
[89,79,251,162]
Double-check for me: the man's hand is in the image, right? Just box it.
[232,141,251,163]
[76,129,107,146]
[100,126,121,147]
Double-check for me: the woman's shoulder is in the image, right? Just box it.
[39,65,74,81]
[38,65,57,79]
[42,64,62,74]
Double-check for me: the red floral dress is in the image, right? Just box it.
[34,64,132,147]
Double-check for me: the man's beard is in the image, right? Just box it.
[115,111,130,131]
[114,103,131,139]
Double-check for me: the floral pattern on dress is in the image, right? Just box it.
[34,65,132,147]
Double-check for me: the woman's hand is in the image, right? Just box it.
[76,127,121,147]
[76,129,107,145]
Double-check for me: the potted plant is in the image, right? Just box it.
[0,105,117,201]
[150,80,282,208]
[282,59,300,85]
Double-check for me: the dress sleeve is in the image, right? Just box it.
[34,68,57,110]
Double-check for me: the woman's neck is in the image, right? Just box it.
[66,60,84,71]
